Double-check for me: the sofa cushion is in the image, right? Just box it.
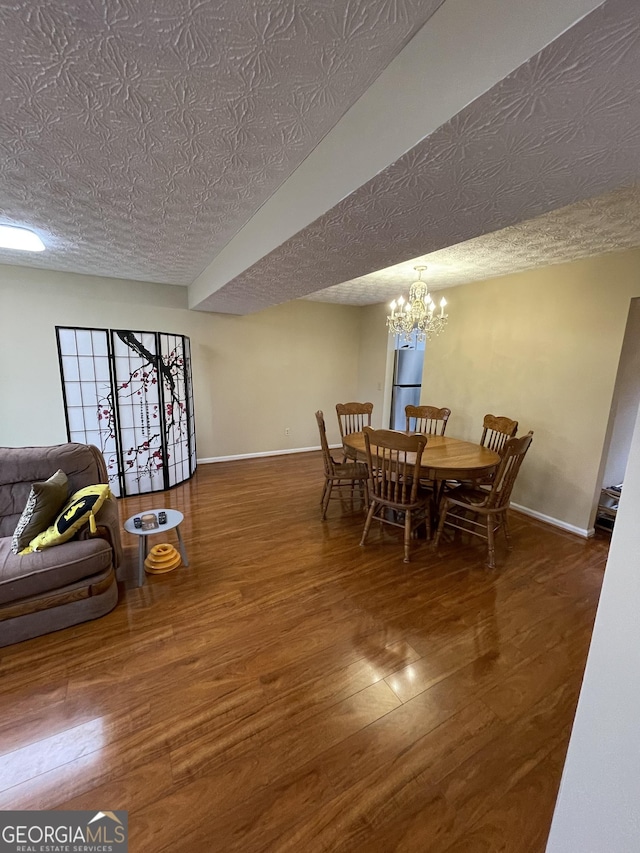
[11,469,69,554]
[0,536,113,605]
[22,484,111,554]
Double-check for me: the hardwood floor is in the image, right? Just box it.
[0,451,609,851]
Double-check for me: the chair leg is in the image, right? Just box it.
[321,480,333,520]
[403,509,412,562]
[320,480,329,506]
[503,512,512,549]
[486,514,496,569]
[360,500,377,547]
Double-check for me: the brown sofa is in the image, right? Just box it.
[0,443,124,647]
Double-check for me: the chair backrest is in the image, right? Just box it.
[363,427,427,507]
[336,402,373,439]
[405,405,451,436]
[315,411,336,477]
[484,431,533,509]
[480,414,519,454]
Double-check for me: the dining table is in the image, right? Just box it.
[342,431,501,485]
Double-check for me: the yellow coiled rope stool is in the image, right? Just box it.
[144,542,182,574]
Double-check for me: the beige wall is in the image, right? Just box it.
[423,249,640,532]
[0,265,363,457]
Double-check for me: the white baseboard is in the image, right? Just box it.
[510,501,595,539]
[198,444,339,465]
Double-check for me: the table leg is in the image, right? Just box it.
[176,524,189,566]
[138,536,147,586]
[432,478,446,533]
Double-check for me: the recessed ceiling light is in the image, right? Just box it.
[0,224,45,252]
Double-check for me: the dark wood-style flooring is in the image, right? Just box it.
[0,452,608,851]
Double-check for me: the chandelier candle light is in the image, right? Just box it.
[387,265,448,344]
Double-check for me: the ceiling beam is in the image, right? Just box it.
[189,0,605,312]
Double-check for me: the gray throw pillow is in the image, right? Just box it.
[11,469,69,554]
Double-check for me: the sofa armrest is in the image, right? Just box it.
[77,495,123,569]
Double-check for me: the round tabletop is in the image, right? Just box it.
[123,508,184,537]
[343,432,500,480]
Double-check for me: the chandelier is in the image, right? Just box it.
[386,265,448,344]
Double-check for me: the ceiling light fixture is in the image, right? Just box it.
[387,265,448,343]
[0,224,45,252]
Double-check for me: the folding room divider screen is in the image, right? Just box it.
[56,326,196,497]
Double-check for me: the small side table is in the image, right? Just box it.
[123,508,189,587]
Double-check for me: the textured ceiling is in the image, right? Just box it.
[2,0,639,313]
[304,185,640,305]
[201,0,640,314]
[0,0,443,282]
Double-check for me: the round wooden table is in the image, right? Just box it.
[342,432,500,481]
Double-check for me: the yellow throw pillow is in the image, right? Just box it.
[21,484,111,554]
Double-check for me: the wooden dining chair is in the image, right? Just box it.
[405,404,451,501]
[464,413,519,487]
[336,402,373,439]
[360,427,431,563]
[405,405,451,436]
[315,411,369,520]
[337,401,374,461]
[433,431,533,568]
[481,414,519,454]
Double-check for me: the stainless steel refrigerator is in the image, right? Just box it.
[390,348,424,429]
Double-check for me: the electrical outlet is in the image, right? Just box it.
[285,427,290,436]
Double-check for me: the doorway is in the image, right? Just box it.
[596,297,640,530]
[389,331,425,430]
